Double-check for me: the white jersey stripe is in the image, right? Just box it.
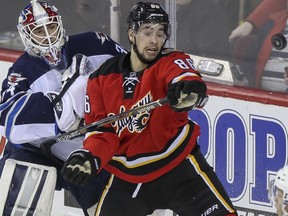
[111,123,190,168]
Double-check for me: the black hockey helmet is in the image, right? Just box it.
[127,2,170,38]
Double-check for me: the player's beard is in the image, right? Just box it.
[133,44,157,65]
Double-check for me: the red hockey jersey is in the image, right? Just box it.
[84,50,205,183]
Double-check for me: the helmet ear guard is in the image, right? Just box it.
[18,0,66,65]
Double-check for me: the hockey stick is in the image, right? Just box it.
[40,97,170,159]
[51,54,82,106]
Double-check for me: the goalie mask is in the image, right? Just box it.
[269,166,288,216]
[18,0,65,65]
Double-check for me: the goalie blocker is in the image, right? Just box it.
[0,159,57,216]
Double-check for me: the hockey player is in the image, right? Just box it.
[0,0,126,215]
[61,2,238,216]
[269,166,288,216]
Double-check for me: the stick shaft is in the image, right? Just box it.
[40,97,169,157]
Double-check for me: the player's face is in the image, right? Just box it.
[134,23,166,61]
[273,189,288,216]
[31,23,59,46]
[274,189,284,215]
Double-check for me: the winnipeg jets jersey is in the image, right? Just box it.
[0,31,126,160]
[84,50,205,183]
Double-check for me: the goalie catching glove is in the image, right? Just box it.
[61,149,100,186]
[167,80,208,112]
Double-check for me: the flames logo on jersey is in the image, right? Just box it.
[111,94,153,136]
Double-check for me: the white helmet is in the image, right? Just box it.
[17,0,65,65]
[269,166,288,216]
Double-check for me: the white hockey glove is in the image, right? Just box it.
[61,149,100,186]
[46,54,95,132]
[167,80,208,112]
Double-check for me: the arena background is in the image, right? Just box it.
[1,1,285,215]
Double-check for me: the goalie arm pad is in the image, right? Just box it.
[46,54,95,132]
[46,75,88,132]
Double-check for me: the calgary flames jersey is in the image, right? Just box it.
[84,50,205,183]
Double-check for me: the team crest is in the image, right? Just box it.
[95,32,109,44]
[110,93,153,136]
[8,73,27,84]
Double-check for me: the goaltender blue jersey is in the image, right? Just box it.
[0,32,127,151]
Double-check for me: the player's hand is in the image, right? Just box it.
[61,149,100,186]
[167,80,208,112]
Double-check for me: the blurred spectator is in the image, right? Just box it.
[217,0,261,32]
[52,0,110,35]
[55,0,161,50]
[176,0,231,60]
[0,0,24,50]
[0,0,113,50]
[215,0,240,32]
[0,0,21,32]
[229,0,288,92]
